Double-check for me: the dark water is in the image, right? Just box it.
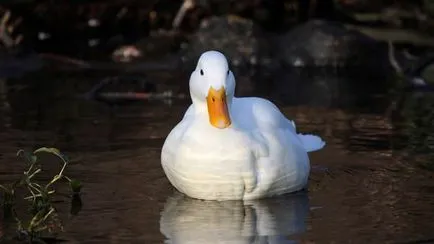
[1,67,434,244]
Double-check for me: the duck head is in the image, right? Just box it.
[189,51,236,129]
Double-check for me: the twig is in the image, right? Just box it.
[388,39,434,90]
[24,190,55,200]
[0,10,14,47]
[172,0,195,29]
[0,10,22,48]
[97,91,178,100]
[38,53,91,68]
[388,40,403,75]
[39,52,181,72]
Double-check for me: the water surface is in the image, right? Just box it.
[1,67,434,243]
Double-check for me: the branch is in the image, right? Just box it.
[387,40,403,75]
[172,0,195,29]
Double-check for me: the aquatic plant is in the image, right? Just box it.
[0,147,82,243]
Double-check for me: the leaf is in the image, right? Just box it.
[33,147,68,164]
[69,179,82,194]
[33,147,60,156]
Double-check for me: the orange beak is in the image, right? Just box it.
[206,87,231,129]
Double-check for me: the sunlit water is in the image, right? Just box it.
[1,67,434,243]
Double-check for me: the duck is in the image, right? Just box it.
[161,50,326,201]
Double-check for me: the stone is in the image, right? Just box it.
[276,19,390,70]
[181,15,271,68]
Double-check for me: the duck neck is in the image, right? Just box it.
[191,97,208,114]
[191,96,233,120]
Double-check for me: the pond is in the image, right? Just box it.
[1,65,434,243]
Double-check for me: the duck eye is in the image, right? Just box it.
[227,70,230,75]
[200,69,204,76]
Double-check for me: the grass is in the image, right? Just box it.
[0,147,82,243]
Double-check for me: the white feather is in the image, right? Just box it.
[297,134,326,152]
[161,50,326,201]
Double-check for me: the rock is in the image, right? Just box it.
[276,20,391,70]
[181,15,271,67]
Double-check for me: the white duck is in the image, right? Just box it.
[161,50,325,201]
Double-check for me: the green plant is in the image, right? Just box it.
[0,147,82,243]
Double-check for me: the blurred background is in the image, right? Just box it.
[0,0,433,66]
[1,0,434,243]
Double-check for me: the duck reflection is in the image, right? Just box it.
[160,192,309,243]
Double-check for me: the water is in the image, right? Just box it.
[1,67,434,243]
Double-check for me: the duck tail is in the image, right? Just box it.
[297,134,326,152]
[290,120,296,129]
